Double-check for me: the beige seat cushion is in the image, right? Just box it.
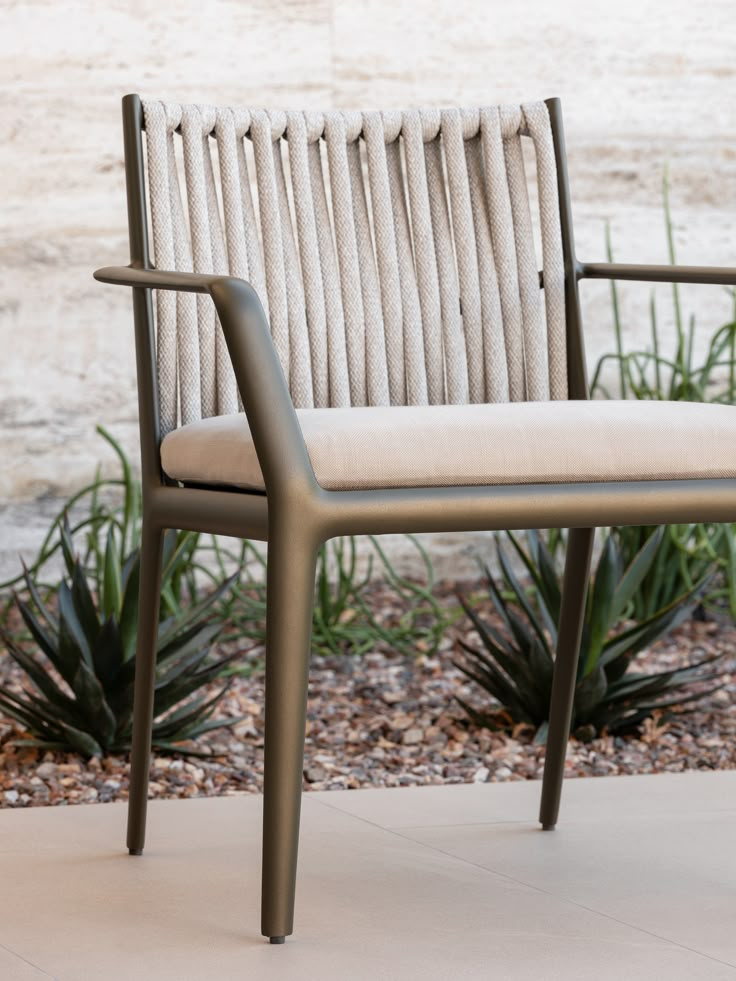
[160,400,736,492]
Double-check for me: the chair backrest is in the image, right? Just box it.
[141,100,569,435]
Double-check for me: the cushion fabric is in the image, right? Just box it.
[160,400,736,493]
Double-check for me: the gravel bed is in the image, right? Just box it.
[1,582,735,808]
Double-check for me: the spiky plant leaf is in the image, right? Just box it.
[102,527,122,620]
[91,617,125,693]
[57,580,94,670]
[118,549,141,663]
[610,527,665,623]
[585,535,621,673]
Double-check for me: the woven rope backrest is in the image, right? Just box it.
[141,100,567,435]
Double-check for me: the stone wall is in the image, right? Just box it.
[2,0,735,576]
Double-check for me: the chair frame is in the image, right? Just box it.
[95,93,736,943]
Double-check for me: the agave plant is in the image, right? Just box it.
[456,529,725,738]
[0,517,241,756]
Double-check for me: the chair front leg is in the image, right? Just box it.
[539,526,594,831]
[261,520,319,944]
[127,521,164,855]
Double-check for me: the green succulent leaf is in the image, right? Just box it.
[57,722,104,758]
[574,665,608,726]
[71,659,117,746]
[102,527,123,620]
[16,594,60,666]
[119,553,140,662]
[152,651,242,719]
[58,580,94,670]
[153,683,233,741]
[610,527,664,623]
[154,624,222,689]
[584,535,620,672]
[91,616,126,692]
[532,533,563,623]
[59,515,78,579]
[0,632,77,712]
[71,561,102,647]
[157,574,237,650]
[497,544,553,658]
[21,564,59,633]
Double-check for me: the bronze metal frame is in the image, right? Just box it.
[94,93,736,942]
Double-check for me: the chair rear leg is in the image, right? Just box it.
[539,526,594,831]
[261,526,318,944]
[127,522,164,855]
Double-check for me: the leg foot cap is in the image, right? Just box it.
[269,936,286,945]
[541,823,556,831]
[129,848,143,855]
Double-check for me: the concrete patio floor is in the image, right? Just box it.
[0,771,734,980]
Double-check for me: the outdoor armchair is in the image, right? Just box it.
[95,94,736,943]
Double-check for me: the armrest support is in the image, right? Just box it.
[94,265,318,498]
[579,262,736,287]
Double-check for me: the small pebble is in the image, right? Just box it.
[305,765,327,783]
[402,728,424,746]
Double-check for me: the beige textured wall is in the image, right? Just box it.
[1,0,735,572]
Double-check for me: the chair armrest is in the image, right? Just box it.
[94,265,230,293]
[579,262,736,287]
[94,265,318,497]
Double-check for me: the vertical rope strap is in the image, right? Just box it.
[523,102,568,399]
[307,135,352,406]
[201,118,239,415]
[180,105,218,418]
[215,109,251,283]
[464,136,509,403]
[270,115,314,408]
[166,120,203,426]
[423,136,469,404]
[479,107,526,401]
[346,138,391,405]
[214,107,258,413]
[214,107,255,415]
[363,112,407,405]
[502,109,548,401]
[386,134,428,405]
[441,109,485,403]
[142,101,179,434]
[285,111,330,407]
[230,109,269,319]
[250,110,291,393]
[323,112,367,406]
[144,100,203,430]
[401,110,445,404]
